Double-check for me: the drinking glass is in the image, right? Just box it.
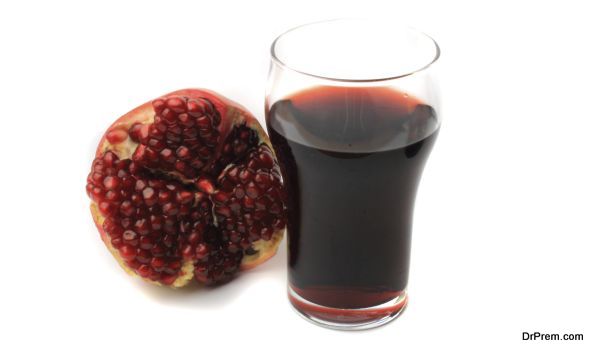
[265,19,441,330]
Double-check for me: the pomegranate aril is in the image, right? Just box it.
[151,257,166,271]
[183,128,198,139]
[189,159,204,169]
[111,237,123,248]
[186,233,199,246]
[119,245,137,261]
[134,179,147,192]
[140,236,154,250]
[103,151,118,167]
[245,182,260,199]
[121,218,133,229]
[126,260,141,270]
[148,138,166,150]
[178,113,195,128]
[166,132,182,143]
[182,244,194,259]
[273,218,285,230]
[163,235,175,248]
[168,260,181,271]
[137,264,152,278]
[230,201,241,214]
[134,219,151,235]
[227,242,239,253]
[167,125,183,135]
[162,203,179,216]
[175,190,193,204]
[129,123,145,142]
[261,227,273,241]
[131,193,143,206]
[106,128,128,144]
[212,191,228,206]
[136,249,151,263]
[149,271,161,281]
[91,187,104,201]
[186,99,206,117]
[158,190,171,204]
[195,244,208,260]
[161,274,178,285]
[248,225,260,237]
[166,97,186,113]
[152,99,166,113]
[255,197,268,211]
[235,222,246,233]
[227,167,239,180]
[211,268,224,282]
[196,116,211,129]
[145,148,158,162]
[92,172,104,184]
[215,206,231,218]
[196,179,215,194]
[269,203,282,214]
[176,146,190,159]
[103,218,116,233]
[161,108,177,123]
[155,121,168,133]
[258,152,274,168]
[247,159,259,172]
[104,167,117,176]
[224,219,235,231]
[149,126,165,140]
[229,231,241,242]
[122,230,138,245]
[98,201,116,216]
[132,145,147,163]
[136,206,149,217]
[179,221,191,235]
[195,268,209,283]
[151,245,165,257]
[242,196,254,209]
[86,183,94,197]
[239,169,251,183]
[142,187,158,206]
[164,217,177,234]
[254,172,271,187]
[196,146,212,159]
[149,215,163,230]
[234,186,245,199]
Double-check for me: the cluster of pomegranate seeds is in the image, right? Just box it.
[88,93,286,286]
[129,96,221,178]
[192,225,243,284]
[213,144,286,253]
[86,152,202,284]
[210,124,258,175]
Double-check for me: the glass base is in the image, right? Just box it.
[288,286,407,330]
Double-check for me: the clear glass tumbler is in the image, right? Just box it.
[265,19,441,330]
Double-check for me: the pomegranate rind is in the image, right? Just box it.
[90,89,285,287]
[240,229,284,270]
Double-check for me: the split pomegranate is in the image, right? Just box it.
[86,89,286,287]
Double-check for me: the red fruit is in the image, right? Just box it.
[88,89,286,287]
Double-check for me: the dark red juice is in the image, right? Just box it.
[267,86,439,310]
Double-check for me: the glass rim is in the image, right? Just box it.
[270,18,441,83]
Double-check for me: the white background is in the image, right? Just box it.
[0,0,598,355]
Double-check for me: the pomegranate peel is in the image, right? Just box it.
[88,89,286,287]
